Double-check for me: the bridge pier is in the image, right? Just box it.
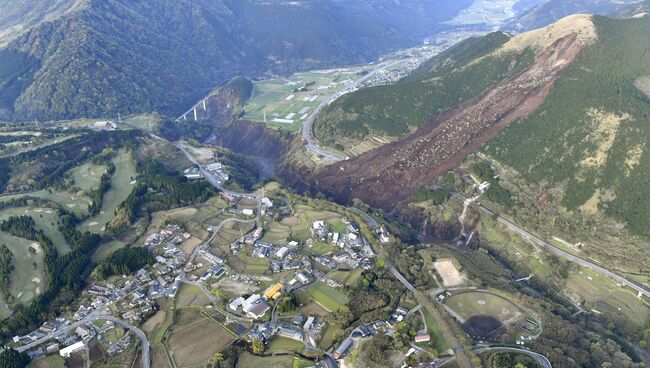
[202,100,206,110]
[193,107,198,121]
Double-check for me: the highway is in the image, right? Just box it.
[438,187,650,299]
[17,314,150,368]
[472,346,551,368]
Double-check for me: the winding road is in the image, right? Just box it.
[472,346,552,368]
[300,60,402,162]
[17,314,150,368]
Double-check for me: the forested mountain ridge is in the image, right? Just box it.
[507,0,642,30]
[0,0,473,122]
[0,0,83,47]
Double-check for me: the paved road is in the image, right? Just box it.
[383,259,477,368]
[473,346,552,368]
[176,143,261,199]
[17,315,150,368]
[349,207,379,229]
[388,264,416,292]
[439,188,650,299]
[300,60,401,162]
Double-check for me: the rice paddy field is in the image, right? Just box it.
[79,150,137,233]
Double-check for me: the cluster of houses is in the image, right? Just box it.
[247,313,326,349]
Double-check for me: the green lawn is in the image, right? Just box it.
[0,206,70,254]
[79,150,136,233]
[92,240,128,262]
[318,322,343,350]
[304,282,347,312]
[419,308,449,353]
[0,230,45,307]
[307,242,335,256]
[0,190,91,217]
[69,161,107,193]
[330,220,348,234]
[268,336,304,353]
[236,353,295,368]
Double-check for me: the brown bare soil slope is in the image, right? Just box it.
[312,33,585,210]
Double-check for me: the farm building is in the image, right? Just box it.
[263,283,283,300]
[334,338,353,359]
[414,334,431,343]
[60,341,85,358]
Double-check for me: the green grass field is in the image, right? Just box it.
[418,308,449,353]
[0,206,70,254]
[236,353,297,368]
[120,113,162,133]
[307,242,335,256]
[0,231,45,312]
[327,269,363,288]
[92,240,128,263]
[565,267,649,326]
[79,150,136,233]
[0,190,91,217]
[267,336,304,353]
[28,354,67,368]
[444,291,523,324]
[236,254,269,274]
[304,282,347,312]
[69,162,107,193]
[318,322,343,350]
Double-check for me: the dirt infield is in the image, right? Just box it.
[433,259,464,287]
[461,315,505,342]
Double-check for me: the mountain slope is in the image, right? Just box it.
[312,13,650,239]
[0,0,83,47]
[485,14,650,236]
[0,0,472,122]
[508,0,641,30]
[314,16,596,209]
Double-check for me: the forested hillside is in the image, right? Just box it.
[313,32,529,143]
[0,0,471,122]
[485,15,650,235]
